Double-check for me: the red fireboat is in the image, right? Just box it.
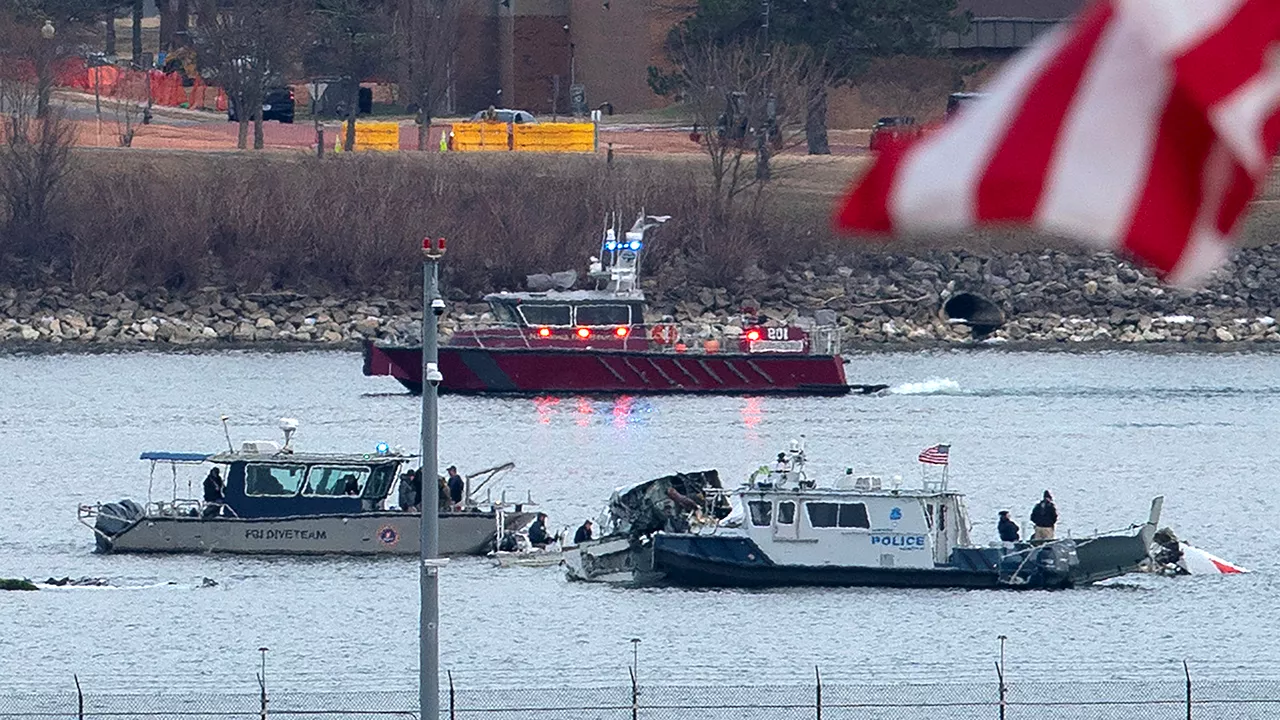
[363,214,887,396]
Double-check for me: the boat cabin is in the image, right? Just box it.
[734,462,972,568]
[140,443,409,519]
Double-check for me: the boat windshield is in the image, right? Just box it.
[518,304,571,327]
[303,466,371,496]
[575,304,631,326]
[488,302,518,325]
[245,464,306,497]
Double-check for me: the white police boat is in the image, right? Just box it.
[570,442,1162,590]
[79,419,534,557]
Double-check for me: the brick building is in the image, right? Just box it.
[454,0,1088,117]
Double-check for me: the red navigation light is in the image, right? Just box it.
[422,237,432,251]
[614,326,629,338]
[576,327,592,339]
[746,329,762,341]
[536,327,552,338]
[437,237,447,250]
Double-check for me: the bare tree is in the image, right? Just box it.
[857,55,976,121]
[111,71,145,145]
[671,37,811,224]
[395,0,459,151]
[0,76,75,253]
[193,0,303,150]
[311,0,389,152]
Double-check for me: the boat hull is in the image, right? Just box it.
[365,342,881,396]
[652,535,1001,589]
[650,531,1154,590]
[95,511,533,557]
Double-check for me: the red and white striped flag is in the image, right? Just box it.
[836,0,1280,285]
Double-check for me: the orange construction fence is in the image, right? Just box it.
[56,62,227,112]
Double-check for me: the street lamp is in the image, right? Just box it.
[37,20,55,118]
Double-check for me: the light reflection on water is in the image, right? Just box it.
[0,349,1277,690]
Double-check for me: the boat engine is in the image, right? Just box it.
[941,292,1005,339]
[93,499,145,551]
[998,540,1080,589]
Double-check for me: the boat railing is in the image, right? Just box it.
[447,319,845,356]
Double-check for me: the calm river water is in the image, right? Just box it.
[0,349,1275,691]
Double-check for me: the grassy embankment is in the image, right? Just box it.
[7,150,1279,298]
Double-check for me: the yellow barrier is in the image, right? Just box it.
[354,121,400,151]
[449,122,513,151]
[512,123,597,153]
[447,122,596,153]
[333,122,401,152]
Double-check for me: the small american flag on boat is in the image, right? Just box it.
[918,444,951,465]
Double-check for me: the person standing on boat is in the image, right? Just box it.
[202,468,225,519]
[998,511,1020,546]
[528,513,555,547]
[400,470,422,513]
[1030,490,1058,540]
[573,519,594,544]
[446,466,465,509]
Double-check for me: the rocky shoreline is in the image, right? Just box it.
[5,246,1280,352]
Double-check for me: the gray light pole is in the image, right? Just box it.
[420,236,446,720]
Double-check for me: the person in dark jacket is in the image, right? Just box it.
[1030,490,1058,540]
[528,513,554,547]
[202,468,224,519]
[400,470,422,512]
[573,519,594,544]
[997,511,1020,544]
[446,466,464,508]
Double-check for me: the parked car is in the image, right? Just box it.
[868,116,920,152]
[228,86,295,124]
[469,108,537,124]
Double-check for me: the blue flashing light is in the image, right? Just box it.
[605,241,618,251]
[628,240,642,251]
[375,442,390,455]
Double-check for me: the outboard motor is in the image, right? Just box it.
[998,540,1080,589]
[941,292,1005,339]
[93,499,145,552]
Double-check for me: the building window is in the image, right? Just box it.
[777,501,795,525]
[748,500,772,527]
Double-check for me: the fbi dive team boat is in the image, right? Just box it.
[80,419,534,556]
[565,441,1162,590]
[364,212,887,396]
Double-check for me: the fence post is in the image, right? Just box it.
[814,666,822,720]
[448,670,455,720]
[629,666,639,720]
[257,672,267,720]
[996,635,1007,720]
[1184,660,1192,720]
[73,674,83,720]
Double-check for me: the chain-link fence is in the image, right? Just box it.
[3,673,1279,720]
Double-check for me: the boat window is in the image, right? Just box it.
[838,503,870,529]
[304,466,371,497]
[245,464,305,497]
[925,504,935,530]
[575,304,630,326]
[748,500,772,527]
[806,502,869,529]
[777,501,795,525]
[518,304,571,327]
[363,466,396,499]
[806,502,839,528]
[488,303,518,325]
